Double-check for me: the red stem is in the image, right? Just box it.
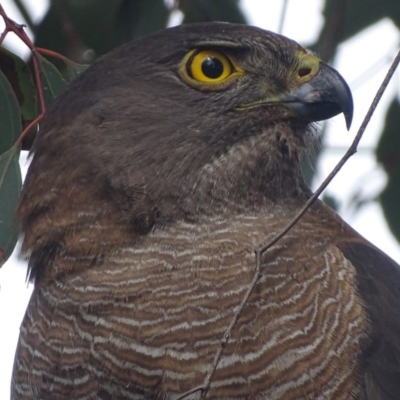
[0,5,48,146]
[36,47,72,64]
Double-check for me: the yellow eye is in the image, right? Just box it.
[187,50,233,82]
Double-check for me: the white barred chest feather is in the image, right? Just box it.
[13,209,369,400]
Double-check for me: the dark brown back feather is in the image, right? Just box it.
[338,241,400,400]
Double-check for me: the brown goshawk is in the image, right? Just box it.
[11,22,400,399]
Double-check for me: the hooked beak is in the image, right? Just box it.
[281,62,353,130]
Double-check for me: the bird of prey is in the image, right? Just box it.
[12,22,400,399]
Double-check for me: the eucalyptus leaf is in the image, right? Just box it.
[0,69,22,154]
[180,0,246,24]
[0,48,37,123]
[0,145,22,266]
[377,99,400,244]
[36,53,68,105]
[65,61,89,82]
[116,0,170,42]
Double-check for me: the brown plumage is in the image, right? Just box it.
[12,22,400,399]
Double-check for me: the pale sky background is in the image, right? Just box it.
[0,0,400,398]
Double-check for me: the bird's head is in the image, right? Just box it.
[18,23,353,280]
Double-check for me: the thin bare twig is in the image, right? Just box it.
[175,385,203,400]
[176,251,262,400]
[179,48,400,399]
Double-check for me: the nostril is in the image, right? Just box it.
[298,67,312,78]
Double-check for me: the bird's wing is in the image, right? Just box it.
[336,237,400,400]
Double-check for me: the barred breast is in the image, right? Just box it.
[12,206,370,399]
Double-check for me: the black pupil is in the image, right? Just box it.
[201,57,224,79]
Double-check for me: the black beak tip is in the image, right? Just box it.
[341,78,354,130]
[327,63,354,131]
[345,100,353,130]
[345,111,353,130]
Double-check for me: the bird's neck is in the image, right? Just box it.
[174,123,313,218]
[19,123,313,284]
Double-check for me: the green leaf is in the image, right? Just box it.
[34,0,124,61]
[377,99,400,244]
[0,145,22,266]
[0,65,23,264]
[0,69,22,155]
[0,48,37,123]
[380,173,400,244]
[376,99,400,172]
[313,0,400,61]
[65,61,89,82]
[36,53,68,105]
[180,0,247,24]
[116,0,170,43]
[322,193,340,212]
